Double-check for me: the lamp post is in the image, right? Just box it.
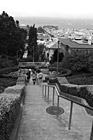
[57,40,60,76]
[33,46,34,62]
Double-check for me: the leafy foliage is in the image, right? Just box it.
[37,44,46,61]
[0,78,16,93]
[0,58,16,69]
[67,74,93,85]
[0,11,26,57]
[50,49,64,64]
[37,26,45,33]
[28,25,46,62]
[28,24,37,60]
[61,53,90,73]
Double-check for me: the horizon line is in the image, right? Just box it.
[14,16,93,20]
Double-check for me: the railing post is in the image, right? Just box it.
[45,85,46,97]
[90,121,93,140]
[68,101,73,130]
[52,87,55,106]
[42,85,44,96]
[48,86,49,99]
[57,96,59,117]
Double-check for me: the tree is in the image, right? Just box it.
[28,24,37,61]
[50,49,64,63]
[61,53,90,73]
[37,26,45,33]
[0,11,26,57]
[37,44,46,61]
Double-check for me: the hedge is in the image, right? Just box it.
[48,76,93,108]
[0,73,26,140]
[0,67,18,76]
[2,71,19,79]
[4,85,25,96]
[0,93,21,140]
[58,83,93,107]
[48,77,58,85]
[45,76,49,82]
[16,75,27,85]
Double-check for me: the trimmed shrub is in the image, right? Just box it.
[48,77,58,85]
[61,53,90,73]
[4,85,25,96]
[57,77,69,85]
[40,68,49,74]
[59,84,69,93]
[49,67,63,72]
[68,86,79,96]
[47,76,93,108]
[45,76,49,82]
[59,69,72,77]
[78,87,88,99]
[67,74,93,85]
[16,76,26,85]
[0,67,18,76]
[0,78,17,94]
[0,65,27,140]
[79,86,93,107]
[59,83,93,107]
[2,71,19,79]
[0,93,21,140]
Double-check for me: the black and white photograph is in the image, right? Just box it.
[0,0,93,140]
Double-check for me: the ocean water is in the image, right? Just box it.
[15,17,93,29]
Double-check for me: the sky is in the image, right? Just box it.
[0,0,93,19]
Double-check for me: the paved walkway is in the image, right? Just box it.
[17,78,93,140]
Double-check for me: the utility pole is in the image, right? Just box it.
[57,40,60,75]
[33,46,34,62]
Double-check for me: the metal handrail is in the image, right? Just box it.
[55,83,93,112]
[42,82,93,140]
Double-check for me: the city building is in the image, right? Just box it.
[59,38,93,62]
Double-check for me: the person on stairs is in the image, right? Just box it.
[27,69,31,82]
[32,71,37,85]
[37,70,43,85]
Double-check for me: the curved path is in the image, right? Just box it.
[17,78,93,140]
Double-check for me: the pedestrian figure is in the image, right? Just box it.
[32,72,37,85]
[30,69,33,77]
[37,70,43,85]
[27,69,31,82]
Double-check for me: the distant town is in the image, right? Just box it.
[21,23,93,62]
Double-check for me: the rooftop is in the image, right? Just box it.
[60,38,93,49]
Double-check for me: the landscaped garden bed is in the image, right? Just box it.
[0,73,26,140]
[0,67,18,76]
[0,78,17,94]
[58,83,93,107]
[48,64,72,77]
[0,93,21,140]
[47,75,93,108]
[67,73,93,85]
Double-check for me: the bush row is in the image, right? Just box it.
[0,67,18,76]
[0,71,26,140]
[16,76,27,85]
[0,93,21,140]
[59,84,93,107]
[47,76,93,107]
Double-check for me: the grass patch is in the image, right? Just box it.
[67,73,93,85]
[0,78,16,93]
